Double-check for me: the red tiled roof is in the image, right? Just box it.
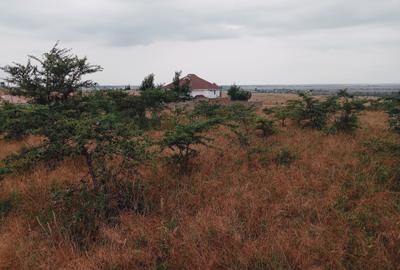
[165,74,220,90]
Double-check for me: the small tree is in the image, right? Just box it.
[222,104,259,165]
[1,43,102,104]
[329,90,365,133]
[139,73,155,91]
[161,118,222,172]
[286,92,336,130]
[264,106,292,127]
[3,112,149,191]
[227,84,252,101]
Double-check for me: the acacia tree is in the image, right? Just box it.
[1,43,102,104]
[285,92,339,130]
[329,90,365,133]
[161,118,222,173]
[221,104,260,166]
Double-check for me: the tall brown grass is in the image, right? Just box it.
[0,99,399,269]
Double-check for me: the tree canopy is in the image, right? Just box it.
[1,43,102,104]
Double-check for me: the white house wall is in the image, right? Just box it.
[190,89,221,99]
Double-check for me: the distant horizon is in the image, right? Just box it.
[97,82,400,87]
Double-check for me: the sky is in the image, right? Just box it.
[0,0,399,85]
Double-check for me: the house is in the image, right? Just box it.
[165,74,221,99]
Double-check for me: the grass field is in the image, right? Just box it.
[0,93,399,269]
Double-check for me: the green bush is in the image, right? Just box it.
[139,73,155,91]
[328,90,365,133]
[384,96,400,134]
[0,192,21,219]
[255,118,275,137]
[161,118,222,172]
[274,148,298,166]
[50,179,148,249]
[191,101,223,118]
[288,92,334,129]
[227,85,252,101]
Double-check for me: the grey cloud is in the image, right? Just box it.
[0,0,399,46]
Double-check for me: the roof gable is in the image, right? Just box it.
[165,74,220,90]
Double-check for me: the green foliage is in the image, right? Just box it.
[0,192,21,219]
[2,94,151,191]
[0,103,50,139]
[274,147,298,166]
[363,138,400,191]
[328,90,365,133]
[220,104,263,166]
[223,104,257,147]
[384,96,400,133]
[161,118,222,172]
[227,84,252,101]
[266,106,291,127]
[50,178,148,248]
[170,71,191,100]
[140,88,178,108]
[255,117,275,137]
[1,43,102,104]
[364,138,400,156]
[288,92,333,129]
[282,90,365,133]
[139,73,155,91]
[0,167,12,177]
[191,101,223,118]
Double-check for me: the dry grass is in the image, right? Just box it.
[0,95,399,270]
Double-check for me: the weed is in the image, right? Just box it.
[274,148,298,166]
[0,192,21,219]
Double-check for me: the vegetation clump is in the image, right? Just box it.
[227,84,252,101]
[328,90,366,133]
[385,96,400,133]
[161,118,222,173]
[139,73,155,91]
[274,147,297,166]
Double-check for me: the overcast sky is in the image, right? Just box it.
[0,0,399,85]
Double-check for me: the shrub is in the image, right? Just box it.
[221,104,264,166]
[191,101,223,118]
[0,192,21,219]
[328,90,365,133]
[270,107,291,127]
[161,118,222,172]
[274,147,297,166]
[50,178,148,249]
[255,118,275,137]
[227,84,252,101]
[0,103,50,140]
[2,105,150,191]
[287,92,335,129]
[384,96,400,134]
